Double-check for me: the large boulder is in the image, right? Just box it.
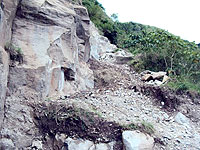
[122,131,154,150]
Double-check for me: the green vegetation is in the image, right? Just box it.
[83,0,200,94]
[123,121,155,135]
[4,42,23,64]
[127,29,200,93]
[82,0,117,44]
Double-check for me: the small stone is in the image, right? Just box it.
[154,80,163,86]
[141,74,153,81]
[95,142,115,150]
[65,138,94,150]
[60,95,65,100]
[163,113,169,120]
[0,138,15,150]
[162,75,170,83]
[161,101,165,106]
[90,94,95,98]
[175,112,189,126]
[32,139,43,150]
[55,133,67,143]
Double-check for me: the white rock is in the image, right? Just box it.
[175,112,189,126]
[151,71,166,79]
[32,139,43,150]
[89,22,116,60]
[55,133,67,143]
[154,80,163,86]
[96,142,115,150]
[0,138,15,150]
[65,138,94,150]
[122,130,154,150]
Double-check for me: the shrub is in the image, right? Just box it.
[4,42,23,64]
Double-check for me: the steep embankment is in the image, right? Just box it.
[0,0,95,149]
[0,0,20,131]
[0,0,200,150]
[0,0,130,149]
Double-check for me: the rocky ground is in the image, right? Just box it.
[1,0,200,149]
[55,59,200,150]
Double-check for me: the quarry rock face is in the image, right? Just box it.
[89,22,117,60]
[0,0,20,129]
[1,1,199,150]
[8,0,94,98]
[0,0,95,148]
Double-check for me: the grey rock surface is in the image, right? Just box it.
[122,130,154,150]
[0,0,20,130]
[89,22,117,60]
[175,112,189,126]
[65,138,114,150]
[9,0,94,98]
[0,0,94,149]
[0,138,15,150]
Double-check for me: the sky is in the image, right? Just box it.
[97,0,200,44]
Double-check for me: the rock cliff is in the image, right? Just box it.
[0,0,20,130]
[0,0,119,149]
[0,0,94,125]
[8,0,95,99]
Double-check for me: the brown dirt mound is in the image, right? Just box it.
[32,102,123,149]
[137,85,180,110]
[89,59,132,90]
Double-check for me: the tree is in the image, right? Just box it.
[111,13,118,22]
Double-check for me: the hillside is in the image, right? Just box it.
[0,0,200,150]
[83,0,200,94]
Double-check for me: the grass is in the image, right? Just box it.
[167,76,200,94]
[140,121,155,135]
[5,42,23,54]
[112,48,121,53]
[122,121,155,135]
[4,42,23,64]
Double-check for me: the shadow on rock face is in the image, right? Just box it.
[61,67,75,81]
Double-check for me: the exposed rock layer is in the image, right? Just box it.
[0,0,97,148]
[9,0,94,98]
[0,0,20,129]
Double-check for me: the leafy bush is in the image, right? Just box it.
[129,29,200,93]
